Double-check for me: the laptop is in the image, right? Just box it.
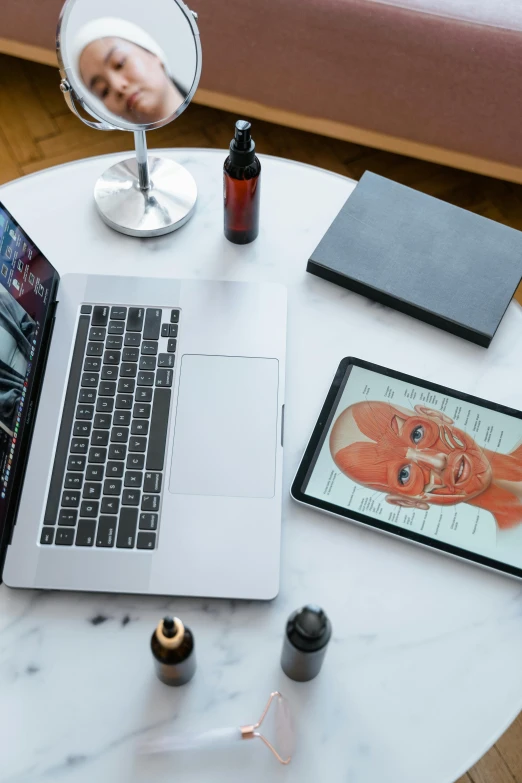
[0,201,286,600]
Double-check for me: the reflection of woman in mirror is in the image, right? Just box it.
[74,19,186,124]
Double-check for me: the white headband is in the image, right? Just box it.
[72,17,170,81]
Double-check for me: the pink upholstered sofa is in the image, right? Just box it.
[2,0,522,183]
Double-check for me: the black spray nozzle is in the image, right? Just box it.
[162,616,177,638]
[234,120,252,150]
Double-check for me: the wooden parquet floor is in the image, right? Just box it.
[0,53,521,783]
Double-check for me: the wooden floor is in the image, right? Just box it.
[0,54,522,782]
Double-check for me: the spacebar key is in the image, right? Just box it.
[146,388,171,470]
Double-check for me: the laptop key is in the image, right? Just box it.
[73,421,91,437]
[133,403,151,419]
[144,308,162,340]
[139,356,156,371]
[104,479,122,496]
[40,527,55,544]
[110,306,127,320]
[106,461,124,478]
[71,438,89,454]
[124,332,141,347]
[58,509,78,526]
[101,497,120,514]
[158,353,174,368]
[97,516,116,547]
[84,358,101,372]
[68,455,86,471]
[61,490,80,507]
[99,381,116,396]
[106,335,123,349]
[137,371,154,386]
[146,389,171,470]
[135,387,153,402]
[144,472,162,493]
[81,372,98,387]
[83,482,102,499]
[76,404,94,420]
[91,430,109,447]
[81,304,92,315]
[92,306,109,326]
[137,532,156,550]
[139,512,158,530]
[94,413,112,429]
[89,327,106,341]
[170,309,179,323]
[111,427,129,443]
[86,342,103,357]
[56,528,74,546]
[108,321,125,335]
[168,324,178,337]
[129,436,147,452]
[64,473,83,490]
[127,453,145,470]
[167,339,177,353]
[89,447,107,463]
[141,341,158,356]
[122,347,139,362]
[127,307,144,332]
[120,362,137,378]
[79,388,96,403]
[80,501,99,518]
[116,394,133,409]
[118,378,136,394]
[101,365,118,380]
[104,350,121,365]
[125,471,143,488]
[142,494,160,512]
[113,410,131,426]
[156,368,173,387]
[122,489,140,506]
[108,444,126,460]
[86,465,104,481]
[161,324,169,337]
[116,508,138,548]
[76,520,96,547]
[96,397,114,413]
[131,420,149,436]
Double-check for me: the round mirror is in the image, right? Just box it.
[57,0,201,132]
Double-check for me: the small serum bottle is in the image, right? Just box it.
[224,120,261,244]
[151,616,196,686]
[280,604,332,682]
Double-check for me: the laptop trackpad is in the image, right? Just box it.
[169,355,279,498]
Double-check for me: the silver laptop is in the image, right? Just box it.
[0,201,286,600]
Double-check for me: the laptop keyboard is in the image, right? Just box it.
[40,304,179,550]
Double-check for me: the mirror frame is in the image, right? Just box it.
[56,0,202,132]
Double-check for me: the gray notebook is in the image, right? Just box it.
[307,171,522,346]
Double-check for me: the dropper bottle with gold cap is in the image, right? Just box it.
[151,616,196,686]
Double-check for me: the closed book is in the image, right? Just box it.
[307,171,522,347]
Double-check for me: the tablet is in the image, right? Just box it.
[291,357,522,580]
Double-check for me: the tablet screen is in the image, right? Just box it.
[302,363,522,572]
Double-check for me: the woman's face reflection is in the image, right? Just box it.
[79,37,183,124]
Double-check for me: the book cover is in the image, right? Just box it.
[307,171,522,347]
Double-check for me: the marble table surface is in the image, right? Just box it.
[1,148,522,783]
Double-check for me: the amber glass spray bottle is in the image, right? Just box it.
[224,120,261,244]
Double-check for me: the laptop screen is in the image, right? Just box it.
[0,202,59,562]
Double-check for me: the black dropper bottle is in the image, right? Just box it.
[224,119,261,244]
[280,604,332,682]
[151,616,196,686]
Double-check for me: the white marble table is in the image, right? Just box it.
[1,148,522,783]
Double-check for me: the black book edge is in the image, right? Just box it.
[306,258,500,348]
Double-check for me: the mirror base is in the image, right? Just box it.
[94,156,197,237]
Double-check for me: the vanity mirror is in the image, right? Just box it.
[57,0,201,236]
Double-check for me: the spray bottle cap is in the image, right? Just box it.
[229,119,256,166]
[286,604,332,652]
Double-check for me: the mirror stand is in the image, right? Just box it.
[93,131,198,237]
